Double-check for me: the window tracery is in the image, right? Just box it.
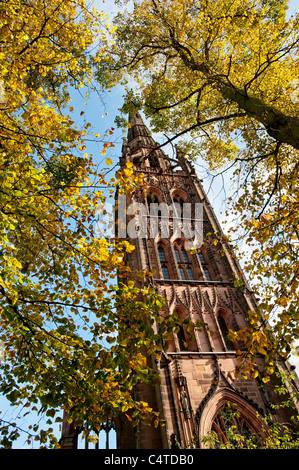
[174,243,195,281]
[211,404,255,446]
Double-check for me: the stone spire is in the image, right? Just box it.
[127,111,156,149]
[121,111,166,169]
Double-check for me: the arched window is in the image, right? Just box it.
[172,191,188,219]
[173,195,185,210]
[174,311,199,353]
[158,245,170,279]
[174,247,180,263]
[177,326,188,351]
[147,193,159,207]
[180,247,189,263]
[198,250,212,281]
[211,404,255,447]
[217,316,234,351]
[174,244,195,281]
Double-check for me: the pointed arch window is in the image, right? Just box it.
[158,245,170,279]
[173,195,185,210]
[181,247,189,263]
[218,316,234,351]
[174,247,181,263]
[177,326,188,351]
[175,244,195,281]
[172,192,188,222]
[147,194,159,208]
[211,405,255,447]
[198,250,212,281]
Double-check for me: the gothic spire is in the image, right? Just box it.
[121,111,169,170]
[127,111,156,149]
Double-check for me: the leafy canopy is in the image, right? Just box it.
[97,0,299,378]
[0,0,195,448]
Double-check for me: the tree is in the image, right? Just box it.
[0,0,187,448]
[97,0,299,379]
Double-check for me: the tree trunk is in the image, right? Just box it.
[216,80,299,150]
[170,33,299,150]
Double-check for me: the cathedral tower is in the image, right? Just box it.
[115,112,299,449]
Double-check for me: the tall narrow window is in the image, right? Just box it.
[161,265,170,280]
[203,267,212,281]
[174,247,181,263]
[181,247,189,263]
[179,266,186,280]
[177,326,188,351]
[175,244,195,281]
[186,266,194,280]
[158,245,170,280]
[172,194,186,223]
[218,316,234,351]
[158,246,166,262]
[173,195,185,210]
[198,250,212,281]
[198,252,206,264]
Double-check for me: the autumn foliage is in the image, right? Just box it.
[0,0,179,448]
[98,0,299,379]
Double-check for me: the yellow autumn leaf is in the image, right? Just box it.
[278,297,288,307]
